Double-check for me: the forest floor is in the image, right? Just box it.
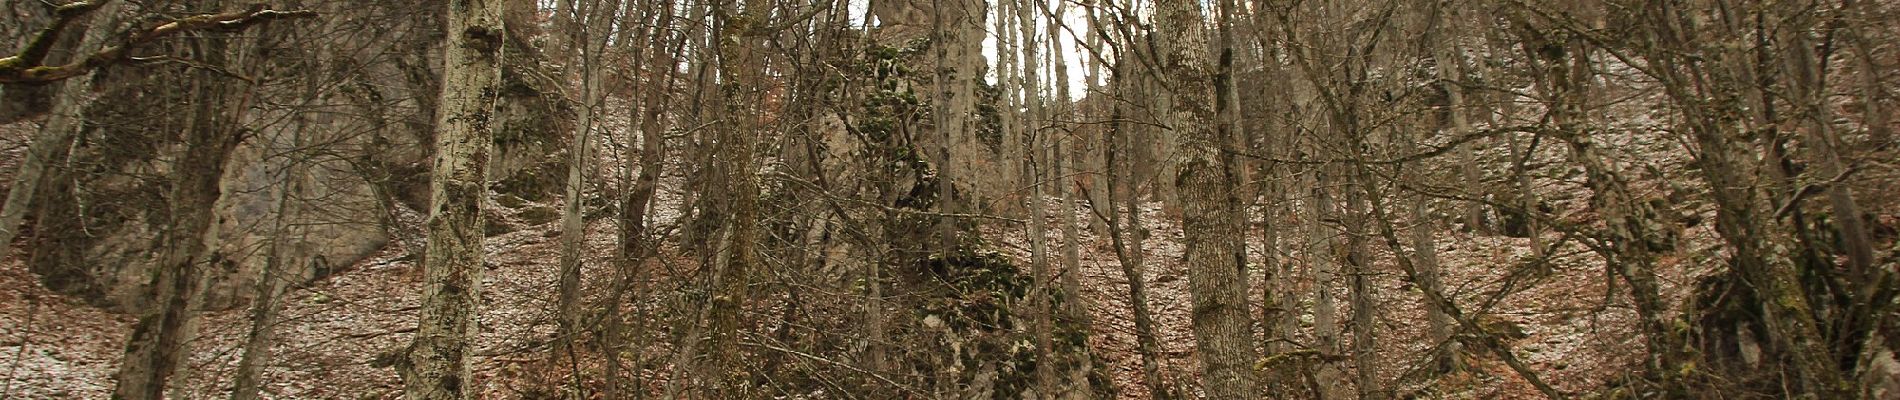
[0,202,1665,399]
[984,198,1662,399]
[0,116,1683,399]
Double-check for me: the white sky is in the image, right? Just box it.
[839,0,1099,94]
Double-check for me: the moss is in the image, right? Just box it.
[492,162,563,202]
[484,217,513,237]
[902,247,1108,397]
[495,193,527,209]
[516,205,560,225]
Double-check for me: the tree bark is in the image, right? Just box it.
[1105,55,1169,400]
[1152,0,1259,396]
[1306,165,1343,400]
[703,0,767,393]
[1778,12,1875,293]
[0,0,120,261]
[113,15,254,399]
[556,0,624,386]
[401,0,504,398]
[1634,1,1846,395]
[230,63,319,400]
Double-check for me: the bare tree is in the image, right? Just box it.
[1152,0,1260,397]
[113,3,262,397]
[556,0,625,392]
[0,0,122,262]
[401,0,505,398]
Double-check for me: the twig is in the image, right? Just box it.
[738,339,928,398]
[0,3,317,84]
[1774,165,1862,219]
[1,294,38,396]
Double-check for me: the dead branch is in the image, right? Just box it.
[0,1,317,84]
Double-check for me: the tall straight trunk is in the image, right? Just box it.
[1106,58,1168,400]
[863,220,889,379]
[1841,0,1891,145]
[231,185,296,400]
[933,0,956,258]
[673,0,716,246]
[1779,16,1875,289]
[557,0,624,367]
[1839,3,1897,393]
[1081,0,1110,237]
[1406,175,1453,370]
[1435,46,1486,234]
[598,1,643,393]
[230,67,318,400]
[553,11,594,357]
[1032,135,1057,399]
[402,0,504,398]
[1341,164,1379,400]
[1423,41,1464,373]
[0,0,121,259]
[1245,27,1297,368]
[608,3,678,396]
[1047,1,1088,328]
[1015,0,1058,396]
[113,21,254,400]
[626,0,681,267]
[1472,26,1542,260]
[1261,176,1292,353]
[703,0,766,392]
[1152,0,1258,396]
[663,2,719,395]
[930,0,982,255]
[1503,120,1543,261]
[1044,5,1095,396]
[1038,15,1093,400]
[995,0,1020,215]
[1776,14,1894,383]
[1306,166,1343,400]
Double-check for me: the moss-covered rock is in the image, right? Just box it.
[896,248,1113,399]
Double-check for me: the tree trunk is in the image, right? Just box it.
[1779,14,1875,293]
[931,0,982,255]
[1342,164,1379,400]
[1044,6,1095,395]
[1013,0,1058,396]
[703,0,767,392]
[230,68,319,400]
[113,18,254,400]
[1049,0,1089,329]
[557,0,624,383]
[1637,2,1846,395]
[401,0,504,398]
[1152,0,1259,396]
[0,0,121,260]
[607,2,678,395]
[1105,54,1169,400]
[1306,166,1343,400]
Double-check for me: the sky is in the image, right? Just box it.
[840,0,1101,93]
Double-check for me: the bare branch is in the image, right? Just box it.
[0,3,317,84]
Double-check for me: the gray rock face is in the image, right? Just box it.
[25,69,395,312]
[15,2,569,313]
